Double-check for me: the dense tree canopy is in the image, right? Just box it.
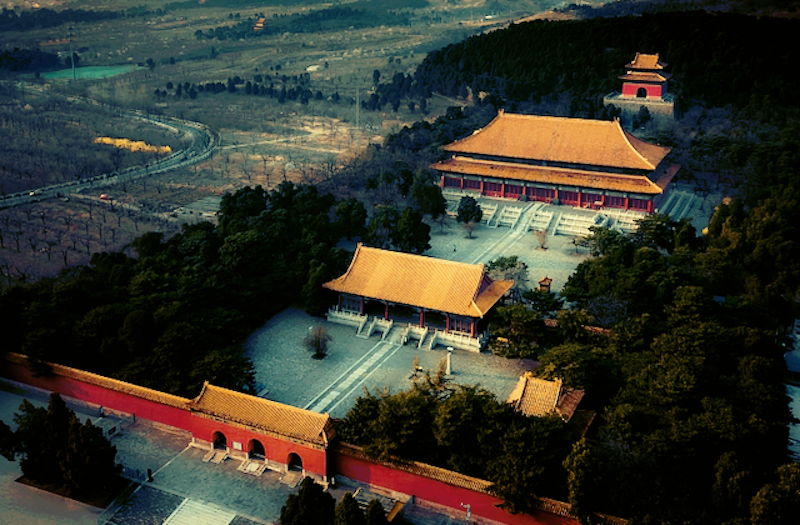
[280,477,335,525]
[0,183,357,397]
[545,204,795,522]
[339,372,572,512]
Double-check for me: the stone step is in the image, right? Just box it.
[163,499,236,525]
[280,470,303,488]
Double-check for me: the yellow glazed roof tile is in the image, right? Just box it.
[190,382,334,446]
[619,71,671,82]
[626,52,667,70]
[3,353,333,447]
[323,245,512,318]
[442,111,671,171]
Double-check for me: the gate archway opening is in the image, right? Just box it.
[288,452,303,472]
[248,439,265,459]
[212,431,227,450]
[636,87,647,98]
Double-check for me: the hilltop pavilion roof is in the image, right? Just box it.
[441,111,671,171]
[323,244,513,318]
[189,382,334,447]
[626,52,667,70]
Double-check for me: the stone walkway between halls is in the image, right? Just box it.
[304,340,403,414]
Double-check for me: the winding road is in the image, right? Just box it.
[0,81,219,209]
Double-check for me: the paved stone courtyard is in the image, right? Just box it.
[245,307,538,419]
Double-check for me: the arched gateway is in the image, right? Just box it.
[288,453,303,472]
[248,439,265,459]
[188,382,335,480]
[213,431,227,450]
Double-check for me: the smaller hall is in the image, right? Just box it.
[323,244,513,352]
[431,110,679,213]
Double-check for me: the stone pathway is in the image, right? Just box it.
[304,340,404,414]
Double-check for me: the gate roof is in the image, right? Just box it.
[190,382,334,447]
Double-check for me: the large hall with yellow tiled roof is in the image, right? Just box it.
[431,109,680,214]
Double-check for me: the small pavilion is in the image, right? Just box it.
[507,372,595,438]
[323,244,513,351]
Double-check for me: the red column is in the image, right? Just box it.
[460,177,464,190]
[384,301,389,320]
[471,320,476,338]
[480,180,485,195]
[553,189,559,200]
[419,309,424,328]
[439,176,445,189]
[501,182,506,199]
[445,314,450,334]
[577,191,582,207]
[647,200,653,213]
[624,197,630,210]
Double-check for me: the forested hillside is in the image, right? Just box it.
[412,11,799,116]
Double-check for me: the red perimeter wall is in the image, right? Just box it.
[2,357,580,524]
[332,452,578,525]
[2,359,195,430]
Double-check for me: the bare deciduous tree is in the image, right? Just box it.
[11,230,23,252]
[27,234,37,254]
[534,229,547,250]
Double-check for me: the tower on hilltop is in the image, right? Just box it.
[604,52,675,125]
[620,53,671,100]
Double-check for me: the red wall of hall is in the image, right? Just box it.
[1,359,195,430]
[190,416,327,476]
[332,453,578,525]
